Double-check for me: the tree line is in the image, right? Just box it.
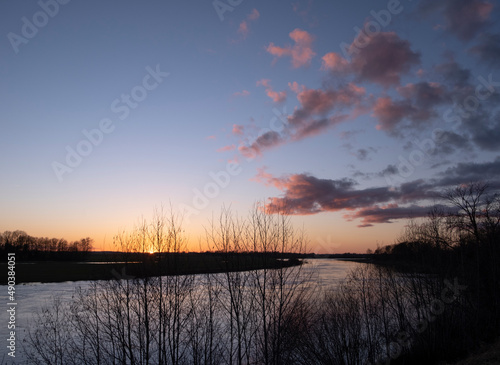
[0,230,93,259]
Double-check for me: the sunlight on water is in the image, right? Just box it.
[303,258,362,288]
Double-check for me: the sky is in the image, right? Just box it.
[1,0,500,253]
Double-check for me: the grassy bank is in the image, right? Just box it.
[1,252,303,284]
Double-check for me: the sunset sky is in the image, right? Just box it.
[1,0,499,253]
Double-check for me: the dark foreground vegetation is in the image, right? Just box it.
[22,183,500,364]
[365,182,500,364]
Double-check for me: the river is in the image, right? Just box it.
[0,258,362,364]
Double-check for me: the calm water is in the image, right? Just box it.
[0,259,361,364]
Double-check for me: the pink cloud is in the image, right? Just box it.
[232,124,244,135]
[235,80,366,159]
[322,32,420,87]
[238,21,249,38]
[259,173,400,215]
[288,81,304,94]
[254,171,442,225]
[238,145,258,159]
[288,83,366,129]
[298,83,364,114]
[347,83,366,96]
[257,79,287,103]
[346,204,436,227]
[217,144,236,153]
[238,131,285,158]
[254,160,500,224]
[321,52,349,72]
[372,82,450,134]
[372,97,415,132]
[296,88,338,114]
[237,115,349,159]
[236,8,260,40]
[248,8,260,21]
[237,83,366,158]
[206,135,216,140]
[251,166,288,190]
[233,90,250,97]
[267,90,287,103]
[292,114,349,140]
[266,28,316,68]
[228,155,240,164]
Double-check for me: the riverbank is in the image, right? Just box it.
[0,252,303,284]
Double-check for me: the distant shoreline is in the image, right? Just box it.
[0,252,304,284]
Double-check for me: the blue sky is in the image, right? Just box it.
[1,0,499,252]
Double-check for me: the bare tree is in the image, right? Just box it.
[25,296,74,365]
[442,182,488,243]
[206,206,255,364]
